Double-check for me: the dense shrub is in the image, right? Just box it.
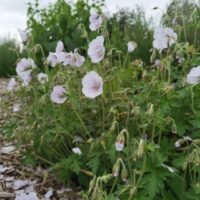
[1,0,200,199]
[0,38,18,77]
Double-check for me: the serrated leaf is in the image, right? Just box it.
[87,153,101,173]
[141,168,170,199]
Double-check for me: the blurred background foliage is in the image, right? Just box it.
[0,38,19,77]
[26,0,153,66]
[162,0,200,49]
[0,0,199,77]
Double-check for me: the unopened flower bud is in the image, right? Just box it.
[137,139,144,158]
[171,123,177,134]
[88,177,96,194]
[109,107,118,114]
[92,185,100,200]
[121,167,128,182]
[142,70,147,80]
[115,133,125,151]
[131,106,140,116]
[112,162,120,177]
[146,103,154,116]
[100,174,113,183]
[150,49,157,64]
[110,121,117,132]
[129,186,137,197]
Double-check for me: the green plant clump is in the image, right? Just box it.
[0,38,19,77]
[1,0,200,199]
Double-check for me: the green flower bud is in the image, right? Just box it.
[88,176,96,194]
[131,106,141,116]
[112,162,120,177]
[137,139,144,158]
[121,167,128,182]
[146,103,154,116]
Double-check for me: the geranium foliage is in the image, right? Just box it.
[1,0,200,200]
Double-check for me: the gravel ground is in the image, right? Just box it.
[0,78,8,95]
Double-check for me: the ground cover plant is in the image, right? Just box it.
[1,0,200,199]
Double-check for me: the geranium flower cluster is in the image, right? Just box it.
[153,27,177,52]
[16,58,36,86]
[8,10,200,167]
[47,41,85,68]
[9,11,108,109]
[50,36,105,104]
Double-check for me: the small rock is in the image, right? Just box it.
[15,192,39,200]
[0,165,12,173]
[12,179,35,190]
[0,145,16,154]
[44,188,53,199]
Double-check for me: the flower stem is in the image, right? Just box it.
[190,86,195,113]
[101,97,105,132]
[72,106,92,138]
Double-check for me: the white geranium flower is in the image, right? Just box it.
[57,51,85,67]
[18,29,28,42]
[7,78,17,91]
[164,27,177,46]
[153,27,177,52]
[82,71,103,98]
[50,86,67,104]
[88,36,105,63]
[115,141,124,152]
[37,73,48,84]
[89,10,103,31]
[57,52,73,66]
[21,72,32,86]
[187,66,200,85]
[153,38,168,52]
[56,41,64,53]
[16,58,35,86]
[127,41,137,53]
[153,28,168,51]
[16,58,36,76]
[72,147,82,155]
[47,52,60,67]
[71,50,85,67]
